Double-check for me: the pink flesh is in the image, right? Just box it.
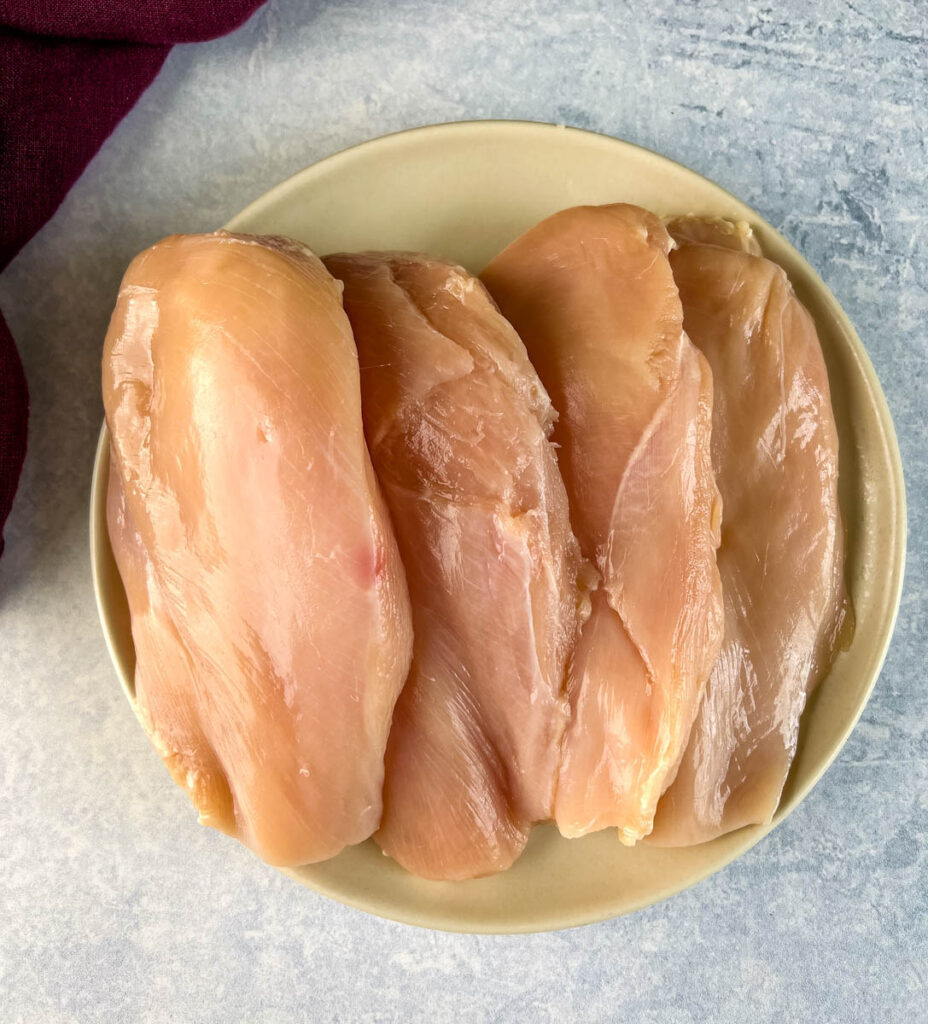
[103,231,413,867]
[107,467,237,835]
[482,204,724,843]
[649,223,849,845]
[326,252,588,880]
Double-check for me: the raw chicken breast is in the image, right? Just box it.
[649,222,849,845]
[325,252,588,879]
[482,205,724,844]
[107,468,238,834]
[103,232,413,867]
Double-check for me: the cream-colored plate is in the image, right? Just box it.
[90,121,906,933]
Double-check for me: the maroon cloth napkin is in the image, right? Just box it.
[0,1,265,556]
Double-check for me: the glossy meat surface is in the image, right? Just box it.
[103,232,413,867]
[108,467,238,835]
[666,215,763,255]
[649,222,849,845]
[482,205,724,843]
[326,252,588,879]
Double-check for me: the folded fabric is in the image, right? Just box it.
[0,0,267,43]
[0,0,265,556]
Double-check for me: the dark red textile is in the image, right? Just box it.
[0,0,267,44]
[0,1,265,556]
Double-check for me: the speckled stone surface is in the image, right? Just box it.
[1,2,925,1020]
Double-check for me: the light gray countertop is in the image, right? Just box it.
[1,2,925,1020]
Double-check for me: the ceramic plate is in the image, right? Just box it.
[90,121,906,933]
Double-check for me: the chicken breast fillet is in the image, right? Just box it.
[103,231,413,867]
[326,252,588,879]
[482,205,724,844]
[648,220,850,845]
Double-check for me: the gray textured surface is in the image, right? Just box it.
[1,1,926,1020]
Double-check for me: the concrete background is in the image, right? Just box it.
[1,1,925,1020]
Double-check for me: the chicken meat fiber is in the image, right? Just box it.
[649,219,850,845]
[103,231,413,867]
[326,251,589,879]
[482,205,724,844]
